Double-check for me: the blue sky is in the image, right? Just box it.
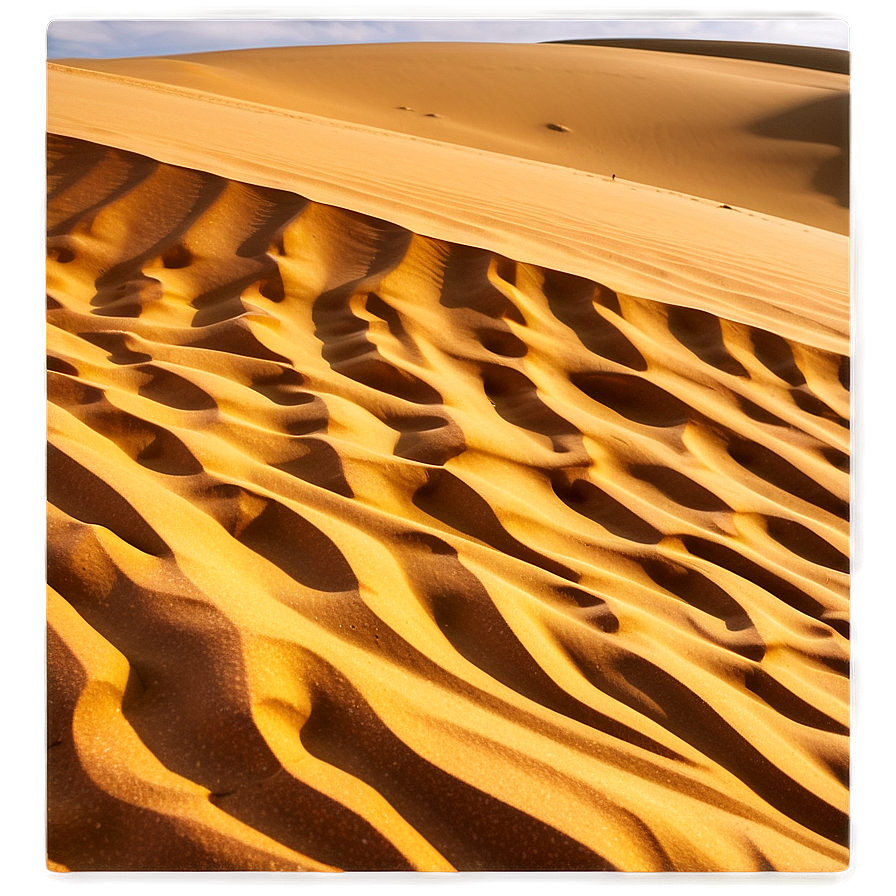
[46,14,849,59]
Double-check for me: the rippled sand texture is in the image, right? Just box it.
[46,129,849,872]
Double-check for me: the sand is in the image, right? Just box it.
[46,40,849,872]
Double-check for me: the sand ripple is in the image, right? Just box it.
[46,135,849,872]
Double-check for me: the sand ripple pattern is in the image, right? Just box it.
[46,136,849,872]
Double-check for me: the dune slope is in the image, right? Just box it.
[46,41,849,873]
[53,41,848,235]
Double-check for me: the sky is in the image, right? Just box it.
[46,9,850,59]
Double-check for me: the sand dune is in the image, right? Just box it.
[47,45,849,353]
[51,41,848,235]
[46,40,849,873]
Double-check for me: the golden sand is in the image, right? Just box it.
[46,41,849,872]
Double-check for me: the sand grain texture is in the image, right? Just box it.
[46,41,849,873]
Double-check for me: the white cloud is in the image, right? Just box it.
[46,16,849,59]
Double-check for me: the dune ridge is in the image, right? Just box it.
[47,121,848,871]
[47,45,849,356]
[49,41,849,235]
[547,39,849,74]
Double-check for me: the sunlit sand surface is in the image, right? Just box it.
[46,40,849,872]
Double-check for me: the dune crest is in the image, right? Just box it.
[47,44,849,356]
[51,41,848,235]
[47,125,848,871]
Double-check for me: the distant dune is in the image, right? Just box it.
[547,39,849,74]
[51,41,848,235]
[46,40,849,872]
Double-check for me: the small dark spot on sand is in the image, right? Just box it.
[424,112,442,118]
[719,204,733,210]
[161,244,193,269]
[50,246,75,264]
[546,123,570,133]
